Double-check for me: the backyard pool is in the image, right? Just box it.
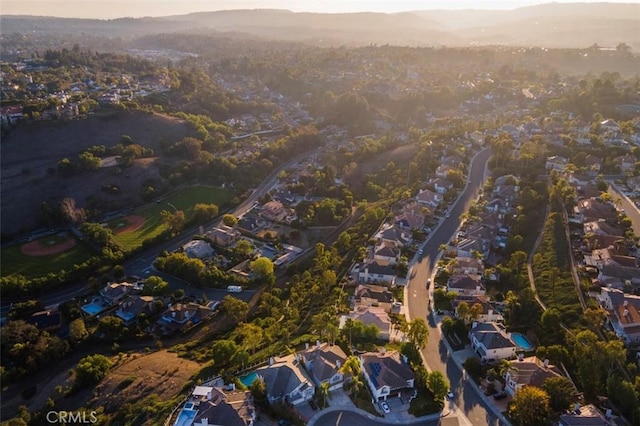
[512,333,533,351]
[81,297,108,316]
[239,372,258,387]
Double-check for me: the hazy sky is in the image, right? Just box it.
[2,0,638,19]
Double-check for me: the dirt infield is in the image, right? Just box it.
[113,215,146,234]
[21,238,76,257]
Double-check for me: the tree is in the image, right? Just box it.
[542,376,575,412]
[60,197,86,225]
[317,381,331,408]
[463,357,483,380]
[193,203,219,223]
[143,276,170,296]
[508,386,551,426]
[7,300,45,321]
[407,318,429,349]
[426,371,449,401]
[161,210,185,233]
[98,316,126,341]
[234,323,264,354]
[219,295,249,323]
[211,339,240,369]
[441,316,456,335]
[457,301,470,323]
[469,303,483,322]
[250,257,275,280]
[74,354,111,389]
[222,214,238,227]
[249,377,268,408]
[235,239,253,257]
[69,318,88,343]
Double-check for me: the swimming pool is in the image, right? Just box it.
[173,403,197,426]
[81,303,104,316]
[512,333,533,351]
[239,371,258,387]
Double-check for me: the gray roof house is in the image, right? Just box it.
[469,322,517,362]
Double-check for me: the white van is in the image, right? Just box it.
[227,285,243,293]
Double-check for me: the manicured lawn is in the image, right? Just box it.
[112,186,231,251]
[1,240,97,278]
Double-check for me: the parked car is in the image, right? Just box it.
[494,393,507,400]
[426,278,431,288]
[418,249,423,255]
[446,390,454,399]
[380,401,391,414]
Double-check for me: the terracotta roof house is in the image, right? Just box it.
[469,322,517,362]
[596,288,640,345]
[255,355,315,406]
[299,342,348,390]
[375,224,411,248]
[451,296,503,323]
[360,350,415,401]
[207,226,241,247]
[374,242,400,265]
[448,274,486,296]
[342,305,394,341]
[503,356,565,397]
[430,177,454,194]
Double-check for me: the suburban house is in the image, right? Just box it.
[448,274,486,296]
[183,239,214,259]
[375,224,411,248]
[342,305,394,341]
[456,237,488,260]
[596,288,640,344]
[260,200,295,223]
[583,154,602,175]
[600,118,620,134]
[469,322,517,362]
[207,226,242,247]
[174,385,256,426]
[503,356,565,397]
[615,154,637,173]
[360,350,415,401]
[430,177,454,194]
[100,282,136,306]
[545,156,569,172]
[395,201,428,230]
[559,404,613,426]
[114,295,157,326]
[159,302,215,332]
[452,296,503,323]
[449,257,484,275]
[415,189,442,208]
[358,260,397,285]
[254,355,315,406]
[299,342,348,390]
[435,164,458,178]
[352,284,393,310]
[373,242,400,265]
[236,214,267,234]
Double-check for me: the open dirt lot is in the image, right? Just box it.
[1,111,190,234]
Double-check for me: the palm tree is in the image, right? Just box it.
[498,359,518,380]
[318,381,331,408]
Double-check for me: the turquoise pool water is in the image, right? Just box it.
[81,303,103,315]
[512,333,533,351]
[239,372,258,387]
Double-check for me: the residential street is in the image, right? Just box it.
[406,148,509,426]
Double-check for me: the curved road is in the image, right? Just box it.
[312,410,440,426]
[406,148,508,426]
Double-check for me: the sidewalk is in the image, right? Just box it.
[306,405,442,426]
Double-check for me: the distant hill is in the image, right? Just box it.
[1,3,638,49]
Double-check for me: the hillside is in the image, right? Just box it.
[0,112,190,234]
[1,3,638,49]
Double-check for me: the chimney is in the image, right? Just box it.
[543,359,549,368]
[336,360,341,369]
[624,300,629,307]
[269,357,274,366]
[624,309,629,318]
[201,418,208,426]
[573,403,581,414]
[305,342,309,350]
[518,353,524,361]
[381,347,386,355]
[316,340,320,348]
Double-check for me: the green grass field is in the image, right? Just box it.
[112,186,231,251]
[1,239,97,278]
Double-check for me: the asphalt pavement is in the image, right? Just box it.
[405,148,510,426]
